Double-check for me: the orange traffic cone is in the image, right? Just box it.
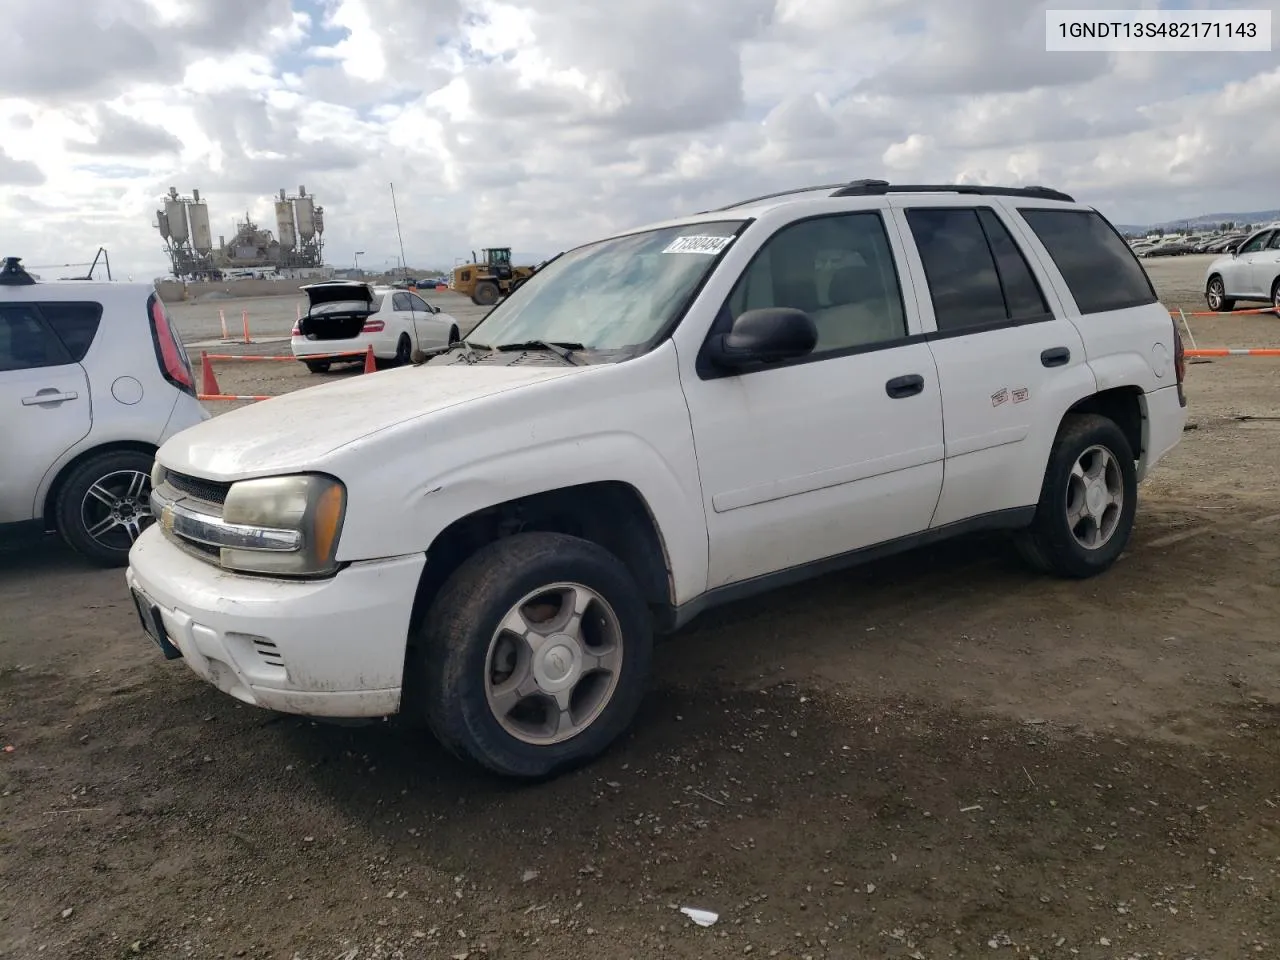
[200,351,221,396]
[363,344,376,374]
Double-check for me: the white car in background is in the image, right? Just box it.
[290,280,461,373]
[0,256,208,566]
[1203,226,1280,313]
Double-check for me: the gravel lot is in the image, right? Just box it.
[2,254,1279,959]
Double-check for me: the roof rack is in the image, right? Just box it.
[0,256,36,286]
[702,183,850,213]
[829,179,1075,202]
[706,179,1075,213]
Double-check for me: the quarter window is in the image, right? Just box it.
[392,292,411,311]
[0,305,73,372]
[1017,208,1158,315]
[37,301,103,361]
[723,212,908,354]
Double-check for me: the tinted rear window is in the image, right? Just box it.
[1017,209,1157,315]
[37,301,104,361]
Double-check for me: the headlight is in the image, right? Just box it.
[151,460,166,490]
[219,475,346,576]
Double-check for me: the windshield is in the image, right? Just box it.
[466,220,746,352]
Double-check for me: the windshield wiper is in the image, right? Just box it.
[492,340,584,364]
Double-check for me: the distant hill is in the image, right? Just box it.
[1116,209,1280,234]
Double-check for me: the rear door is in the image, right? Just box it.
[0,304,92,523]
[887,199,1093,528]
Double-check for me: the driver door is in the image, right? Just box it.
[679,211,945,590]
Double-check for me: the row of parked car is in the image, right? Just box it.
[1129,233,1251,258]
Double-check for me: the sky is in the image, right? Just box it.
[0,0,1277,280]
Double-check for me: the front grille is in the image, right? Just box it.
[167,471,232,505]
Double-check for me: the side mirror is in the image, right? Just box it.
[706,307,817,369]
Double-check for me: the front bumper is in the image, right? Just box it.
[125,526,425,717]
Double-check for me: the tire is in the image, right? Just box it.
[1205,275,1235,313]
[54,449,157,567]
[417,531,654,779]
[394,333,412,366]
[448,326,459,345]
[472,281,499,307]
[1013,413,1138,580]
[1272,277,1280,316]
[304,360,331,374]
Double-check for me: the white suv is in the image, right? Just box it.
[127,180,1188,779]
[0,257,208,566]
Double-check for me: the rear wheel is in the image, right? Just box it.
[1014,414,1137,579]
[394,333,412,366]
[304,360,331,373]
[472,281,499,307]
[418,532,653,779]
[449,326,459,344]
[54,449,156,567]
[1205,275,1235,312]
[1271,277,1279,315]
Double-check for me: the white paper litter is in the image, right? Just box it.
[680,907,719,927]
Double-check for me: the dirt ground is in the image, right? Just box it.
[3,256,1280,959]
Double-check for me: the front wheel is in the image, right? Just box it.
[54,449,157,567]
[472,281,499,307]
[1013,414,1138,579]
[418,532,654,779]
[1205,275,1235,313]
[1272,278,1279,316]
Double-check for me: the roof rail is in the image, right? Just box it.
[828,179,1075,202]
[0,256,36,286]
[703,179,1076,214]
[702,183,849,213]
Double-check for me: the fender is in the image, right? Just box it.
[328,347,711,605]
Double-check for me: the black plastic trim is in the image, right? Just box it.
[664,506,1037,631]
[833,181,1075,202]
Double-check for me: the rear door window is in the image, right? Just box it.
[0,305,74,372]
[36,301,104,361]
[905,208,1014,333]
[392,293,411,311]
[1017,208,1158,314]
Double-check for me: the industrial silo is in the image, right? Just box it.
[164,193,189,245]
[275,189,297,251]
[294,186,316,242]
[188,189,214,254]
[156,209,171,241]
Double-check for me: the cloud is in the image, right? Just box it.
[0,0,1278,279]
[0,149,44,187]
[67,108,184,156]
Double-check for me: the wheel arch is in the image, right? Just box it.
[406,480,675,640]
[1063,386,1144,463]
[41,440,158,530]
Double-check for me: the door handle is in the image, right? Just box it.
[1040,347,1071,368]
[21,389,79,405]
[885,374,925,399]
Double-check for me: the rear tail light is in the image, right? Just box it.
[362,319,385,333]
[147,293,195,396]
[1172,316,1187,408]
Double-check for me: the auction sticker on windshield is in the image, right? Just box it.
[663,235,734,255]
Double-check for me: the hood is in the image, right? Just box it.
[158,363,585,480]
[301,280,374,307]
